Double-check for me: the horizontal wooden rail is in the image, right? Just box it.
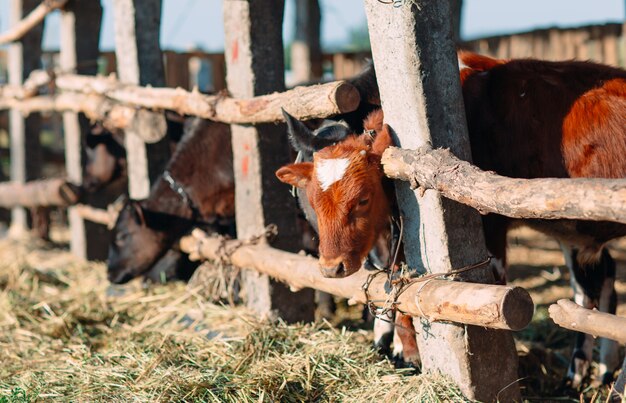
[0,70,359,135]
[0,93,141,136]
[74,204,117,228]
[0,0,68,45]
[549,299,626,344]
[0,70,50,100]
[54,73,360,124]
[0,178,80,208]
[179,229,534,331]
[383,146,626,224]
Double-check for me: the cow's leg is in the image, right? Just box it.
[482,214,509,284]
[561,244,596,389]
[596,250,619,385]
[610,356,626,402]
[392,313,420,368]
[315,291,336,320]
[30,206,51,241]
[561,245,619,388]
[373,310,394,358]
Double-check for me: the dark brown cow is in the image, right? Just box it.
[107,118,235,284]
[83,114,185,193]
[83,125,127,193]
[277,53,626,392]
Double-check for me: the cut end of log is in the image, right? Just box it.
[332,82,360,114]
[60,182,82,205]
[501,286,534,331]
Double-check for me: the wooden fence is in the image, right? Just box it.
[462,22,625,67]
[0,1,626,401]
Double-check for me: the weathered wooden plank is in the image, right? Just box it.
[364,1,520,400]
[224,0,314,322]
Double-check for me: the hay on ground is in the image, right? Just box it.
[0,237,471,402]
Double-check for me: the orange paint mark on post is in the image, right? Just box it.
[241,143,251,177]
[241,156,249,177]
[231,40,239,63]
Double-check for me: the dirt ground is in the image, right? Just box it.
[505,226,626,399]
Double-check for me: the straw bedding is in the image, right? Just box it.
[0,237,468,402]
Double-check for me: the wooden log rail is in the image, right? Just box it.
[0,94,135,134]
[0,69,51,100]
[55,73,360,123]
[0,0,68,45]
[74,204,117,228]
[0,178,80,208]
[549,299,626,344]
[383,146,626,224]
[179,229,534,331]
[0,70,361,125]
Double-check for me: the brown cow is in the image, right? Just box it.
[277,53,626,392]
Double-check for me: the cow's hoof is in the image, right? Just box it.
[391,353,420,373]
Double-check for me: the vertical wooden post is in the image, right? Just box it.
[60,0,103,258]
[291,0,322,83]
[450,0,463,44]
[112,0,170,200]
[365,1,520,401]
[8,0,44,238]
[223,0,314,322]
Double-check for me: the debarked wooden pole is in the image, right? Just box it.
[0,178,80,208]
[549,299,626,344]
[54,73,361,124]
[179,230,534,331]
[383,146,626,224]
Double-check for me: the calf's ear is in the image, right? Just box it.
[282,108,315,153]
[371,124,394,157]
[129,200,146,226]
[276,162,313,188]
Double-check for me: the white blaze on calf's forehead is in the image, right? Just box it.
[315,158,350,191]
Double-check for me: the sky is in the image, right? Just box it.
[0,0,623,51]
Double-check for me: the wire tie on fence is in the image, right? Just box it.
[414,277,436,320]
[376,0,418,8]
[213,223,278,265]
